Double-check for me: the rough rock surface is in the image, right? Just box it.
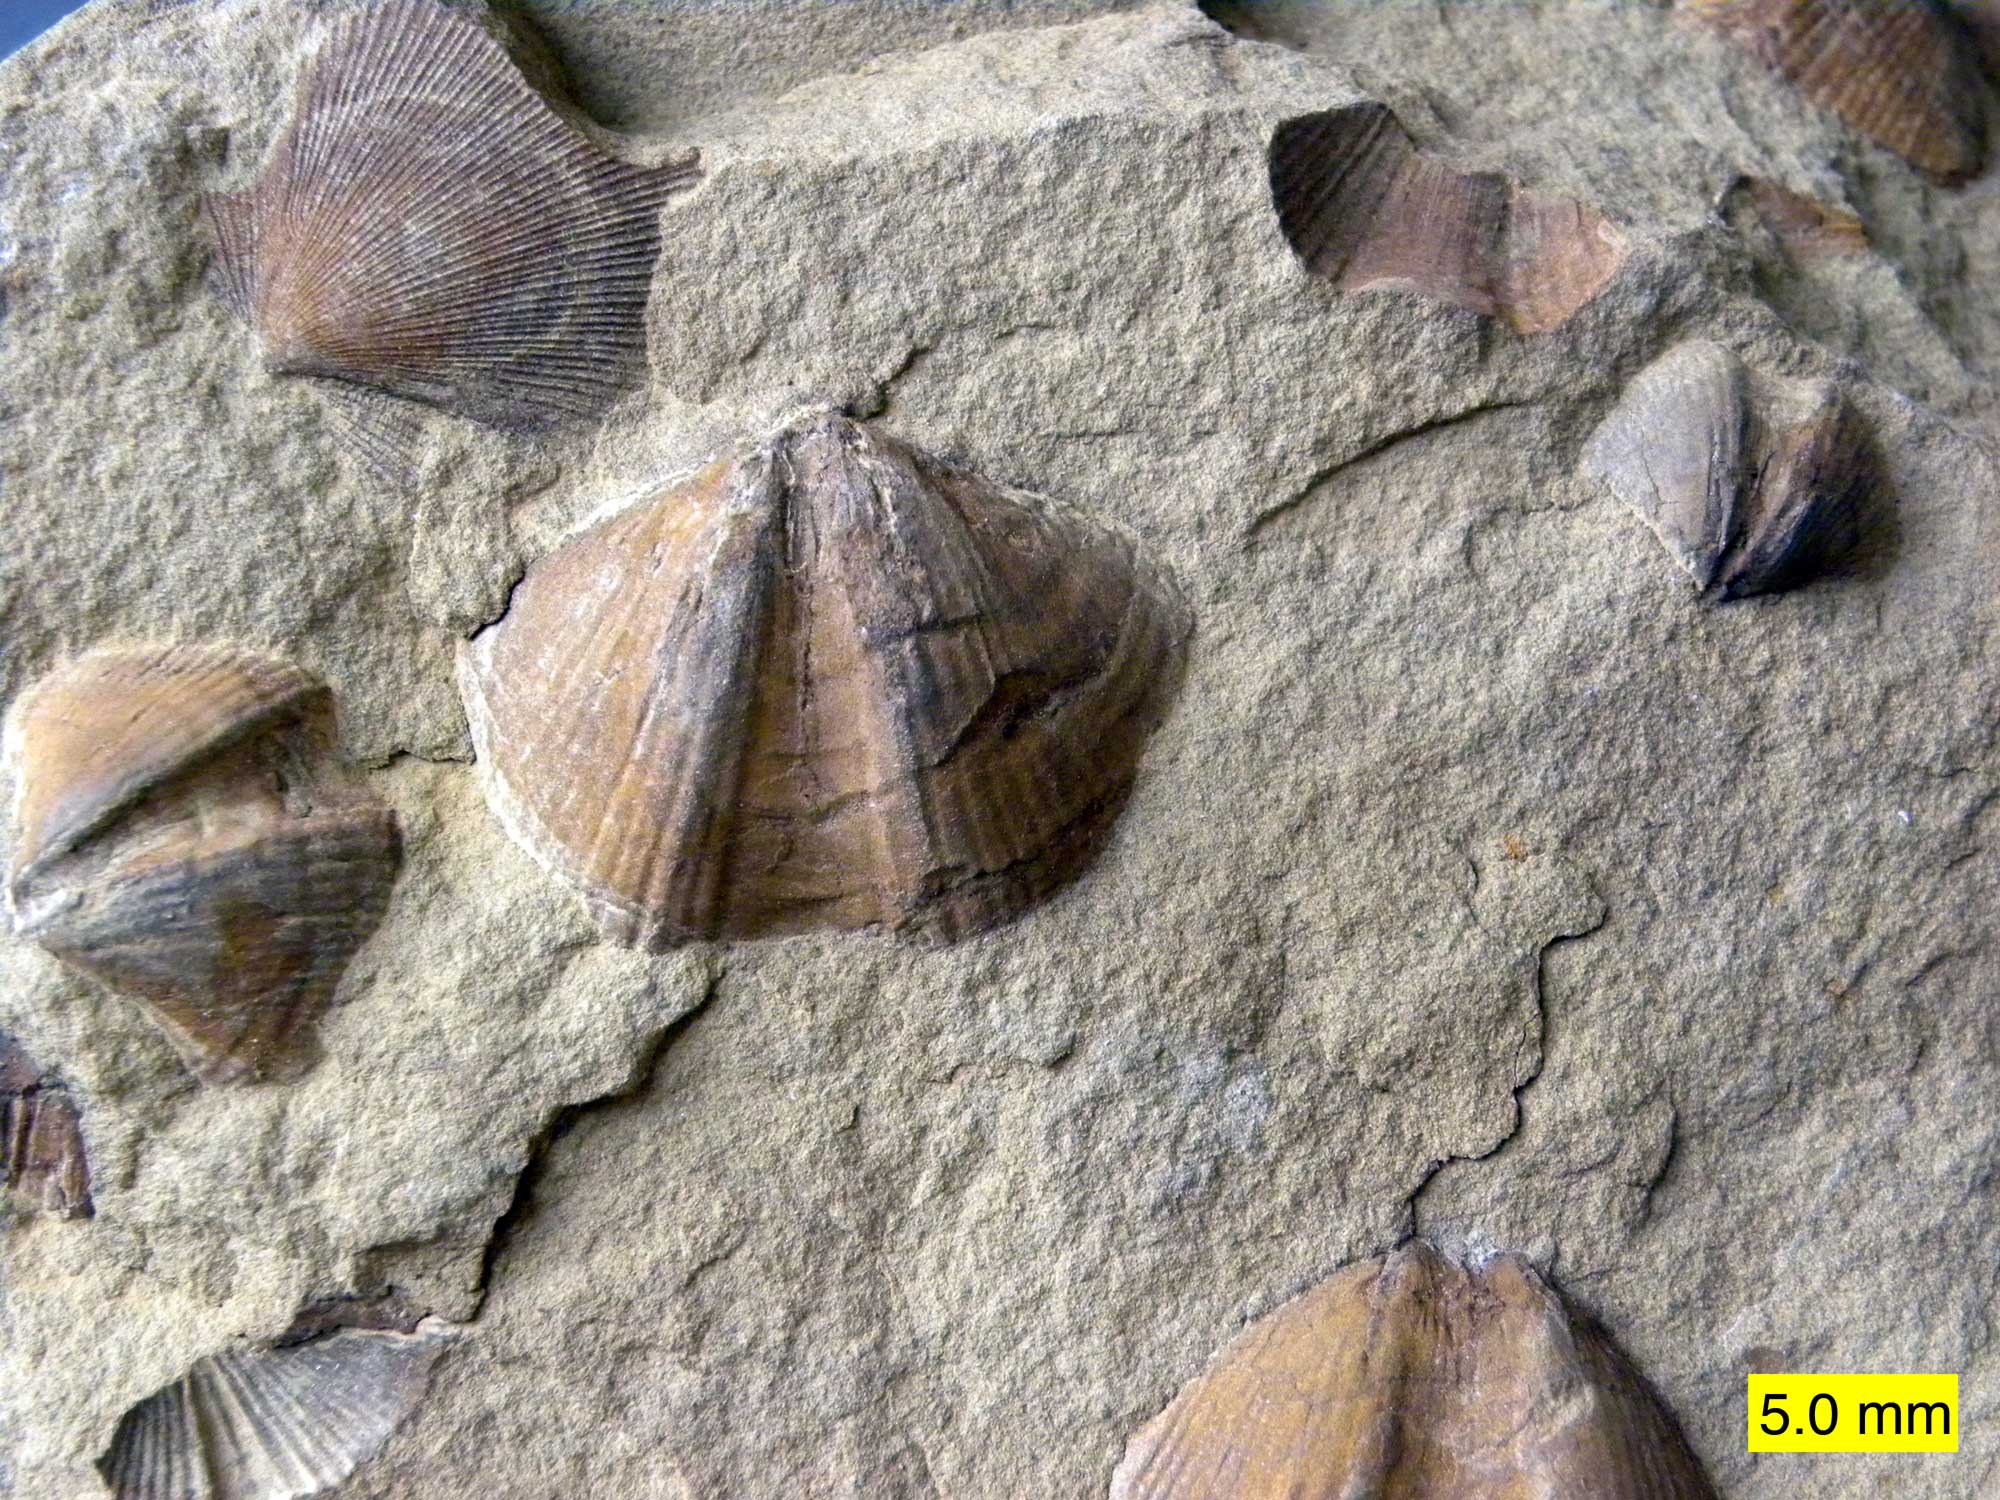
[0,1,1995,1497]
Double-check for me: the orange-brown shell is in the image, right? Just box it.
[1688,0,1986,181]
[1268,104,1629,334]
[1111,1242,1718,1499]
[204,0,699,456]
[0,1028,92,1219]
[6,646,400,1084]
[460,410,1191,947]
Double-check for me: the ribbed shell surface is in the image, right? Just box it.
[97,1328,451,1500]
[460,411,1191,947]
[205,0,699,437]
[1110,1243,1719,1500]
[6,645,401,1083]
[0,1027,92,1218]
[1689,0,1986,181]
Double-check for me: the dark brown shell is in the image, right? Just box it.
[0,1028,91,1219]
[1269,104,1628,334]
[1725,176,1871,261]
[205,0,699,450]
[1582,341,1873,601]
[1111,1242,1719,1500]
[7,646,401,1084]
[1689,0,1986,182]
[460,410,1191,947]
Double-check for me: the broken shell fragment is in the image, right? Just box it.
[204,0,699,454]
[6,645,401,1084]
[460,410,1191,947]
[1725,176,1870,261]
[1269,103,1628,334]
[0,1028,92,1219]
[1111,1241,1719,1499]
[97,1323,452,1500]
[1582,340,1872,600]
[1688,0,1986,182]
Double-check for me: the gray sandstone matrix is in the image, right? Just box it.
[1,1,1996,1497]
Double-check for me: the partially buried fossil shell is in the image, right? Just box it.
[6,646,400,1084]
[1688,0,1986,182]
[1582,340,1872,600]
[0,1027,92,1218]
[1269,104,1629,334]
[1111,1241,1719,1499]
[460,409,1192,947]
[204,0,699,461]
[97,1323,452,1500]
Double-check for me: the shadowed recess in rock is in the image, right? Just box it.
[460,409,1192,948]
[1688,0,1987,182]
[1268,103,1629,334]
[97,1323,454,1500]
[1582,339,1876,601]
[6,645,401,1084]
[1111,1241,1719,1499]
[0,1027,92,1219]
[203,0,700,467]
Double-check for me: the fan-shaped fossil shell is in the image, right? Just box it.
[0,1028,92,1218]
[6,645,401,1084]
[1688,0,1986,182]
[1111,1241,1719,1499]
[1726,177,1870,261]
[204,0,699,455]
[1269,104,1629,334]
[1582,340,1872,600]
[460,409,1191,947]
[97,1324,451,1500]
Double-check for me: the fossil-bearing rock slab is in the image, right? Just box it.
[0,2,1996,1498]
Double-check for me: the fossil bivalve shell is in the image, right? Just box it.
[0,1027,92,1218]
[204,0,700,457]
[460,410,1192,947]
[6,645,401,1083]
[1111,1241,1719,1499]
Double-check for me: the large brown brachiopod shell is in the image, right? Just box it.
[1688,0,1986,182]
[1269,104,1629,334]
[1111,1242,1719,1499]
[0,1027,92,1219]
[1582,340,1873,601]
[6,646,401,1084]
[204,0,699,458]
[97,1323,452,1500]
[460,410,1191,948]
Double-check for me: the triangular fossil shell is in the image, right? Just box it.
[1688,0,1986,182]
[205,0,699,450]
[1269,104,1628,334]
[1111,1242,1719,1500]
[6,646,401,1084]
[97,1324,452,1500]
[461,410,1191,947]
[0,1028,92,1219]
[1583,341,1873,601]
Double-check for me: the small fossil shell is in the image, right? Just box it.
[0,1028,92,1219]
[1582,340,1871,600]
[97,1324,451,1500]
[1269,104,1628,334]
[1688,0,1986,182]
[6,646,400,1084]
[461,409,1191,947]
[205,0,699,453]
[1111,1242,1719,1499]
[1725,176,1870,261]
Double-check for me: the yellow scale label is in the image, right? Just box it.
[1748,1375,1959,1453]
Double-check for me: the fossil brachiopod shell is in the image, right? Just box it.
[1688,0,1986,182]
[97,1324,452,1500]
[0,1028,92,1219]
[204,0,700,456]
[6,646,401,1084]
[1269,104,1629,334]
[1582,340,1872,600]
[460,410,1191,947]
[1111,1242,1719,1499]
